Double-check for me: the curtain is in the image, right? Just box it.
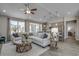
[7,17,11,41]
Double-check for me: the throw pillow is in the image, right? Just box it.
[13,33,19,37]
[42,33,48,39]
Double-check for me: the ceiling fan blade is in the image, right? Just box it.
[31,12,35,14]
[31,8,37,11]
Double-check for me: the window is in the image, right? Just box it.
[10,20,25,34]
[51,27,58,33]
[18,22,25,33]
[29,23,42,33]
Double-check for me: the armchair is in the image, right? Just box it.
[11,33,22,44]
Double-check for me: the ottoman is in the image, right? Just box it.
[16,41,32,53]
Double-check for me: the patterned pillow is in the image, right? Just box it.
[13,33,19,37]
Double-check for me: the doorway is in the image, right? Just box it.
[67,20,76,40]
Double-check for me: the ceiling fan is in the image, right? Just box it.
[23,3,37,14]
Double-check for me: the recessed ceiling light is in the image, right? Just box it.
[2,10,6,13]
[68,26,71,31]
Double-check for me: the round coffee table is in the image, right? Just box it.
[16,41,32,53]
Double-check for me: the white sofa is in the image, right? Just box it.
[30,32,50,47]
[11,33,25,44]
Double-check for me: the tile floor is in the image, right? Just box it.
[40,38,79,56]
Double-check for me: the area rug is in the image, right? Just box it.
[0,42,49,56]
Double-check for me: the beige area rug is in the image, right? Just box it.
[0,42,49,56]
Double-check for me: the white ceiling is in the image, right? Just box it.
[0,3,79,22]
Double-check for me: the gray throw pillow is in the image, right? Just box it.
[13,33,19,37]
[43,33,48,39]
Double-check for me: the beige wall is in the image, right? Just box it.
[0,16,8,40]
[76,20,79,40]
[48,16,76,23]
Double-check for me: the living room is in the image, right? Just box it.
[0,3,79,56]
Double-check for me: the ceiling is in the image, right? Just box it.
[0,3,79,22]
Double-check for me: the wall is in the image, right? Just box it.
[0,16,8,41]
[48,17,76,23]
[76,20,79,40]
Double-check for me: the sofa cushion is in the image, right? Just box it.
[37,33,43,38]
[31,36,42,41]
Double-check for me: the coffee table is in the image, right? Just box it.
[16,40,32,53]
